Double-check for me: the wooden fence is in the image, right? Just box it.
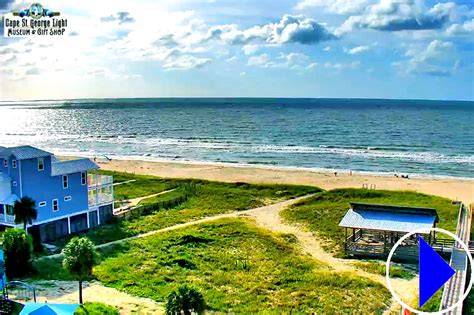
[114,183,200,221]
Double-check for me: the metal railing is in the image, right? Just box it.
[440,203,471,314]
[87,174,113,188]
[0,214,15,224]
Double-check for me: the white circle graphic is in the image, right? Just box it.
[385,227,473,315]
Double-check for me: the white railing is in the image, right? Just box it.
[0,213,15,224]
[88,174,113,188]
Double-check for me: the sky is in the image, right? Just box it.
[0,0,473,101]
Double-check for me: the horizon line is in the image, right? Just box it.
[1,96,473,103]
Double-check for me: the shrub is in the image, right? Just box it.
[2,228,33,278]
[74,302,118,315]
[165,285,205,315]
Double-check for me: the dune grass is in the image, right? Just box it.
[282,188,459,256]
[51,171,319,248]
[34,218,391,314]
[353,261,415,280]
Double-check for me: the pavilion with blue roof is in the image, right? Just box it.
[339,202,439,260]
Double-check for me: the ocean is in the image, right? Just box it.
[0,98,472,178]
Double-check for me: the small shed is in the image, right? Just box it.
[339,203,439,260]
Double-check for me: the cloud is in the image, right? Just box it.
[306,62,318,70]
[446,19,474,35]
[247,53,271,66]
[324,61,361,71]
[242,44,260,55]
[163,55,212,70]
[345,45,370,54]
[395,39,456,76]
[247,52,313,70]
[295,0,369,14]
[213,14,337,45]
[101,12,135,25]
[337,0,455,34]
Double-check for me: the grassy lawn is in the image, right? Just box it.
[282,188,459,256]
[34,219,391,314]
[352,261,415,280]
[52,172,319,247]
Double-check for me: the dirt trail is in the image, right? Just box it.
[35,194,417,313]
[32,280,164,315]
[244,199,418,314]
[114,188,178,214]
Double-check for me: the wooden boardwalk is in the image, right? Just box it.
[440,203,472,314]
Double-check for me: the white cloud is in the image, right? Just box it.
[337,0,455,35]
[247,53,271,66]
[163,55,212,70]
[324,61,361,71]
[345,45,371,54]
[242,44,260,55]
[213,14,337,45]
[395,39,456,76]
[447,19,474,35]
[296,0,369,14]
[247,52,312,70]
[306,62,318,70]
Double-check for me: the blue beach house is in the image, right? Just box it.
[0,146,114,242]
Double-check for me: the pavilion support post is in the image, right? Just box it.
[344,228,347,251]
[352,228,356,242]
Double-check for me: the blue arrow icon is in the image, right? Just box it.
[419,235,456,308]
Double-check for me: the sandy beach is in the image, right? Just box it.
[95,159,474,205]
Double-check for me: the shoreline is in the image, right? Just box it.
[73,156,474,205]
[59,153,474,182]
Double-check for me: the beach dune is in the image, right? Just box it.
[97,159,474,205]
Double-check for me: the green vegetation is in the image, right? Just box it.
[165,285,205,315]
[74,302,118,315]
[282,188,459,256]
[13,196,38,231]
[2,228,33,278]
[62,237,98,304]
[353,261,415,279]
[52,171,319,247]
[34,219,391,313]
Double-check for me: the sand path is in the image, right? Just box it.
[114,188,177,214]
[32,280,164,315]
[243,198,419,314]
[35,194,417,313]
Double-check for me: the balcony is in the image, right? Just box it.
[88,174,114,208]
[88,174,113,189]
[0,213,15,224]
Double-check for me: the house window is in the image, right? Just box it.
[64,196,72,202]
[81,172,87,185]
[52,199,59,212]
[12,160,17,168]
[3,159,7,167]
[63,175,68,189]
[39,201,47,207]
[12,181,17,187]
[38,158,44,171]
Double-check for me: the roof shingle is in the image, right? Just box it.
[51,159,98,176]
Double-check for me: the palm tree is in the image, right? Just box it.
[13,196,37,230]
[62,237,97,304]
[165,285,205,315]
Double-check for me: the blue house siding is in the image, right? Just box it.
[20,158,89,222]
[0,145,113,241]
